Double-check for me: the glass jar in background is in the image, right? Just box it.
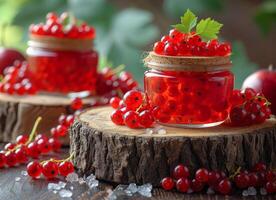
[27,34,98,95]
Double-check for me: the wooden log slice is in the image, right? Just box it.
[70,106,276,186]
[0,93,95,145]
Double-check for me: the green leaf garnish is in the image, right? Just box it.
[172,9,223,41]
[196,18,223,41]
[173,9,197,33]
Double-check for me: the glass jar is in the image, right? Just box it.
[144,52,234,128]
[27,34,98,94]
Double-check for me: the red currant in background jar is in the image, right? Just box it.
[144,52,233,127]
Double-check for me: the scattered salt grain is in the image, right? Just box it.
[48,183,62,191]
[137,183,152,197]
[146,129,153,135]
[70,186,74,191]
[21,171,28,176]
[125,183,138,196]
[248,186,257,196]
[157,128,167,135]
[58,181,66,188]
[242,190,249,196]
[15,177,21,182]
[206,187,215,195]
[59,189,73,198]
[85,174,99,189]
[66,172,79,183]
[78,177,86,184]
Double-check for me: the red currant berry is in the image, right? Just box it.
[48,137,61,152]
[5,151,17,167]
[164,42,178,56]
[65,115,75,126]
[15,146,28,164]
[169,29,182,40]
[161,177,175,191]
[16,134,28,145]
[70,97,83,110]
[42,161,59,179]
[123,90,143,110]
[138,110,154,128]
[234,173,250,189]
[26,142,41,159]
[248,173,259,187]
[218,179,232,195]
[58,114,67,126]
[230,106,247,126]
[191,179,204,192]
[207,171,221,186]
[111,109,124,125]
[173,164,190,179]
[176,178,190,193]
[243,88,257,100]
[266,170,276,182]
[58,161,74,177]
[4,143,16,150]
[56,125,68,137]
[37,138,52,154]
[27,161,42,179]
[50,127,59,138]
[124,111,140,129]
[0,151,6,168]
[109,97,121,109]
[253,162,267,172]
[161,35,171,43]
[153,41,165,54]
[266,181,276,194]
[195,168,209,183]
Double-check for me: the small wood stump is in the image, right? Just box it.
[70,106,276,186]
[0,93,94,145]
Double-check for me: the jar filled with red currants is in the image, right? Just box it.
[26,12,98,95]
[144,52,234,128]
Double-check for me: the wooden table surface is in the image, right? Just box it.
[0,145,275,200]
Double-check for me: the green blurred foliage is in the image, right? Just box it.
[1,0,158,83]
[255,1,276,34]
[231,42,258,88]
[0,0,273,89]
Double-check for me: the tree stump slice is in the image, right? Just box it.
[0,93,94,145]
[70,106,276,186]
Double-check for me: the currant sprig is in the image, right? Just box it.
[161,162,276,195]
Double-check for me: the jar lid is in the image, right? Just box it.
[28,34,93,52]
[144,51,232,72]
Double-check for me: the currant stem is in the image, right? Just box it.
[229,166,241,180]
[26,116,42,145]
[40,153,74,164]
[111,64,125,75]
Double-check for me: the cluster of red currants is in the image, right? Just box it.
[96,67,138,97]
[0,61,37,95]
[229,88,271,126]
[27,158,74,179]
[50,97,83,138]
[153,29,231,57]
[161,162,276,195]
[0,118,61,169]
[29,12,95,39]
[110,90,155,128]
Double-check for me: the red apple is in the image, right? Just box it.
[242,65,276,114]
[0,47,25,75]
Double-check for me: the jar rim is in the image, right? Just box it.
[28,34,93,52]
[144,51,232,72]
